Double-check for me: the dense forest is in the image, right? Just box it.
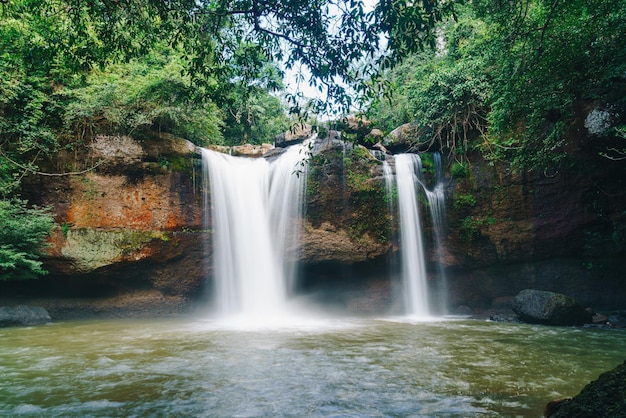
[1,0,625,281]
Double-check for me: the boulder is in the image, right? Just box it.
[383,123,419,153]
[231,143,273,157]
[0,305,51,327]
[512,289,593,325]
[545,360,626,417]
[368,128,384,141]
[340,115,372,136]
[207,143,274,157]
[206,144,231,154]
[275,123,313,147]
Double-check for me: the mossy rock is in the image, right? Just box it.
[61,229,169,272]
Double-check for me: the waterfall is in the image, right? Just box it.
[394,154,430,317]
[422,153,448,315]
[394,152,447,317]
[201,143,310,319]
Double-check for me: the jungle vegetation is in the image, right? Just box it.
[0,0,624,279]
[367,0,626,169]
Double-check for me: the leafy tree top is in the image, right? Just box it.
[5,0,457,114]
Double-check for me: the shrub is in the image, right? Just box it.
[0,200,54,280]
[450,162,468,178]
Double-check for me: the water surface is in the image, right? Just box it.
[1,317,623,417]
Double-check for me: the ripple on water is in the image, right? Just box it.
[0,317,624,417]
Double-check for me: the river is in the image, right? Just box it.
[1,316,624,417]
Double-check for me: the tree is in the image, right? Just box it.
[62,46,227,146]
[20,0,455,113]
[367,8,491,156]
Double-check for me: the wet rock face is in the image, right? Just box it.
[12,127,626,316]
[298,138,395,311]
[511,289,592,326]
[546,360,626,418]
[25,133,203,233]
[446,150,626,268]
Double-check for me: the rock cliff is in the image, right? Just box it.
[4,132,210,317]
[2,118,625,317]
[444,150,626,312]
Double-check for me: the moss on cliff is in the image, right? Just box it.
[344,146,392,245]
[60,229,170,273]
[305,142,392,262]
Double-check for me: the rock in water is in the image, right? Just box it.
[0,305,51,327]
[545,360,626,417]
[512,289,592,326]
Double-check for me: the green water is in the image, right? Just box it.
[0,317,624,417]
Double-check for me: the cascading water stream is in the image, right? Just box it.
[394,154,430,317]
[421,153,448,315]
[394,152,448,317]
[201,142,310,320]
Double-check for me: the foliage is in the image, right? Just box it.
[452,193,476,211]
[2,0,622,162]
[476,0,626,169]
[598,126,626,161]
[367,0,626,170]
[368,11,492,155]
[459,214,495,242]
[0,0,295,175]
[63,48,225,146]
[221,83,291,146]
[0,3,68,193]
[2,0,455,115]
[0,200,55,280]
[450,161,468,178]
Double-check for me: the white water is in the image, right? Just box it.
[394,154,430,317]
[393,152,448,317]
[201,143,310,320]
[423,153,448,314]
[382,160,394,205]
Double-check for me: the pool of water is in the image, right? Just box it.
[1,316,624,417]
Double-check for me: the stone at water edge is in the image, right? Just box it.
[511,289,593,326]
[0,305,51,327]
[545,360,626,418]
[591,313,609,324]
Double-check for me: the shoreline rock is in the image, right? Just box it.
[0,305,51,327]
[512,289,593,326]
